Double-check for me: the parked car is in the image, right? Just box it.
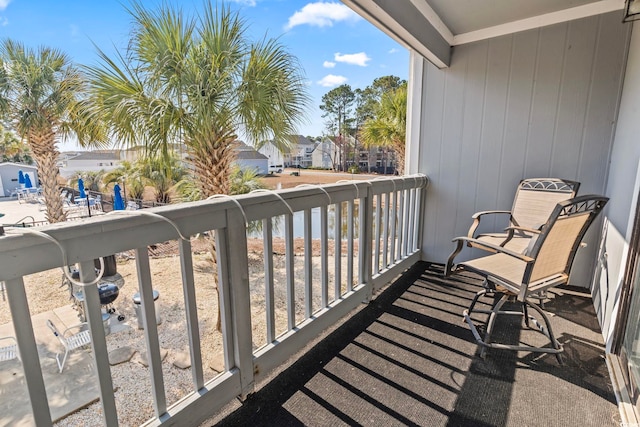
[268,164,283,174]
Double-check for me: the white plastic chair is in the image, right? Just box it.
[46,320,91,373]
[0,336,19,363]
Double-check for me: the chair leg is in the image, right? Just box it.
[57,349,69,373]
[444,240,464,277]
[525,300,563,357]
[480,294,509,358]
[463,291,564,360]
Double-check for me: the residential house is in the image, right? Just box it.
[0,162,38,197]
[233,141,269,175]
[257,141,286,170]
[284,135,316,168]
[57,151,122,178]
[311,138,341,169]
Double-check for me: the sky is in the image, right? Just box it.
[0,0,408,151]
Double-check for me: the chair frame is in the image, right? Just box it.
[454,195,608,362]
[445,178,580,276]
[46,319,92,373]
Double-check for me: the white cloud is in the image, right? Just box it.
[388,48,398,54]
[285,2,360,30]
[317,74,347,87]
[0,1,10,11]
[334,52,370,67]
[229,0,257,6]
[323,61,336,68]
[0,17,7,26]
[70,24,80,38]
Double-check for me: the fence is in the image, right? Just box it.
[0,175,427,426]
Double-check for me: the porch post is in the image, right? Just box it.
[406,49,424,175]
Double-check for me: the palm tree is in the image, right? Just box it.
[68,170,106,193]
[0,40,104,223]
[86,1,308,332]
[360,84,407,175]
[138,152,187,204]
[85,1,309,198]
[103,160,145,201]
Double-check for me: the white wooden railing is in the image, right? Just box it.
[0,175,427,426]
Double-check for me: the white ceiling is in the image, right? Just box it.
[342,0,625,68]
[427,0,602,34]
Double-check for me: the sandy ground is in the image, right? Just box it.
[259,168,377,189]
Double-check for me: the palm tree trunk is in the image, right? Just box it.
[29,131,66,223]
[190,137,237,331]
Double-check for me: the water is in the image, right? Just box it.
[247,203,362,240]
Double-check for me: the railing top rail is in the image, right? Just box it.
[0,176,427,281]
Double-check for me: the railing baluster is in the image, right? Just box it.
[135,248,167,417]
[409,188,417,251]
[374,195,381,274]
[404,188,411,256]
[390,190,397,264]
[178,240,204,390]
[347,200,354,292]
[398,189,406,259]
[5,277,52,427]
[320,205,329,308]
[79,260,119,427]
[359,186,373,298]
[214,229,233,373]
[263,218,276,343]
[334,202,342,300]
[383,192,390,268]
[304,209,313,318]
[285,213,295,329]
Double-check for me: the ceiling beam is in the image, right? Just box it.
[453,0,625,45]
[342,0,451,68]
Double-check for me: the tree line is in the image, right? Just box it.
[319,75,407,174]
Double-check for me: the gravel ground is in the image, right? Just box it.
[1,237,358,426]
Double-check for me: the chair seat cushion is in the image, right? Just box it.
[460,253,526,292]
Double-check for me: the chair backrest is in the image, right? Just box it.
[510,178,580,230]
[525,195,608,287]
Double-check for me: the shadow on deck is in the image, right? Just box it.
[212,262,619,426]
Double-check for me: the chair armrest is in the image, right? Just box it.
[471,210,511,219]
[452,236,535,263]
[468,210,512,239]
[62,322,88,336]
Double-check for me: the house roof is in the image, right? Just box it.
[235,141,269,160]
[61,151,120,161]
[0,162,37,170]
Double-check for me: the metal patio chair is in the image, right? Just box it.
[46,319,92,373]
[0,336,19,363]
[445,178,580,276]
[453,195,608,362]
